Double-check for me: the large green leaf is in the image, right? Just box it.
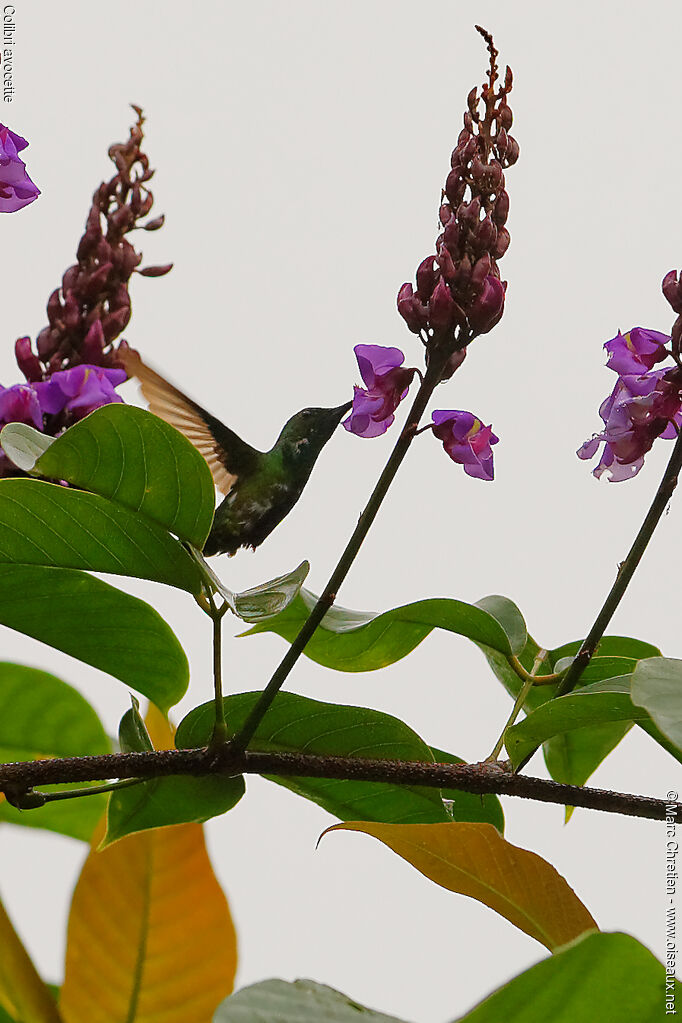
[214,980,411,1022]
[0,565,188,710]
[242,590,527,669]
[504,678,647,771]
[452,931,677,1022]
[24,404,215,547]
[177,692,456,825]
[0,478,203,593]
[632,657,682,754]
[0,663,110,840]
[481,635,662,789]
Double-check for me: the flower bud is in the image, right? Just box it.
[429,278,456,330]
[445,168,464,204]
[467,275,506,335]
[662,270,682,314]
[81,319,106,362]
[504,137,520,166]
[443,216,460,252]
[46,288,62,326]
[416,256,439,299]
[471,253,492,289]
[439,203,453,227]
[492,189,510,226]
[15,337,43,382]
[493,227,510,258]
[138,263,174,278]
[397,283,427,333]
[437,244,457,281]
[473,216,497,253]
[497,103,513,129]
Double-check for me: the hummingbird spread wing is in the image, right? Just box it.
[120,348,262,495]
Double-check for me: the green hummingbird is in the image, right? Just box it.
[121,349,351,556]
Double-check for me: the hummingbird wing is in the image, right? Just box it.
[120,348,261,495]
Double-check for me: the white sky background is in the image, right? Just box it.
[1,1,681,1019]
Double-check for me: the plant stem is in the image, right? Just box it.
[207,595,229,748]
[516,426,682,772]
[489,649,547,760]
[231,349,451,752]
[34,777,144,804]
[0,746,676,821]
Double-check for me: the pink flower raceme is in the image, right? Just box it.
[0,125,39,213]
[431,409,499,480]
[343,345,417,437]
[578,326,682,481]
[397,29,517,354]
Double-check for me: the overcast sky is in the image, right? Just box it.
[2,2,681,1020]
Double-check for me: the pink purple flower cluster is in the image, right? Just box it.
[577,327,682,481]
[0,125,39,213]
[396,28,517,359]
[344,345,497,480]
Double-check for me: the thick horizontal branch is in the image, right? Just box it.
[0,747,676,822]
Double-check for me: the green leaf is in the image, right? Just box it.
[451,931,678,1023]
[0,422,54,470]
[242,590,527,670]
[0,566,188,711]
[632,657,682,753]
[118,697,153,753]
[0,662,110,840]
[27,404,215,548]
[102,774,245,848]
[431,747,504,831]
[0,478,203,593]
[481,635,662,789]
[504,679,646,771]
[214,979,411,1022]
[177,692,453,824]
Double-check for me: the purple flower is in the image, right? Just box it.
[33,365,126,421]
[0,383,43,429]
[343,345,416,437]
[604,328,669,377]
[0,125,40,213]
[577,368,682,481]
[431,409,499,480]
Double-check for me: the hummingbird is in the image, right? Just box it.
[120,349,351,556]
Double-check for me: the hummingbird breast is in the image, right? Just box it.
[203,478,302,557]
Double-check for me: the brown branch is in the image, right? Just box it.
[0,748,676,822]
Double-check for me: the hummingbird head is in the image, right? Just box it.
[277,401,352,468]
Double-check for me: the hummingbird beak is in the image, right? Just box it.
[314,401,352,442]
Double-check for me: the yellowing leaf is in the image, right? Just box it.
[60,818,237,1023]
[323,821,597,952]
[0,896,62,1022]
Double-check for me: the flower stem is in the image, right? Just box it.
[207,594,229,748]
[516,426,682,771]
[488,649,547,760]
[231,349,452,752]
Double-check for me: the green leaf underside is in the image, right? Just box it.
[177,693,504,827]
[102,774,245,847]
[214,979,410,1022]
[31,404,215,548]
[452,931,677,1023]
[0,663,110,840]
[632,657,682,753]
[0,565,188,711]
[0,478,203,593]
[0,421,54,469]
[242,590,527,670]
